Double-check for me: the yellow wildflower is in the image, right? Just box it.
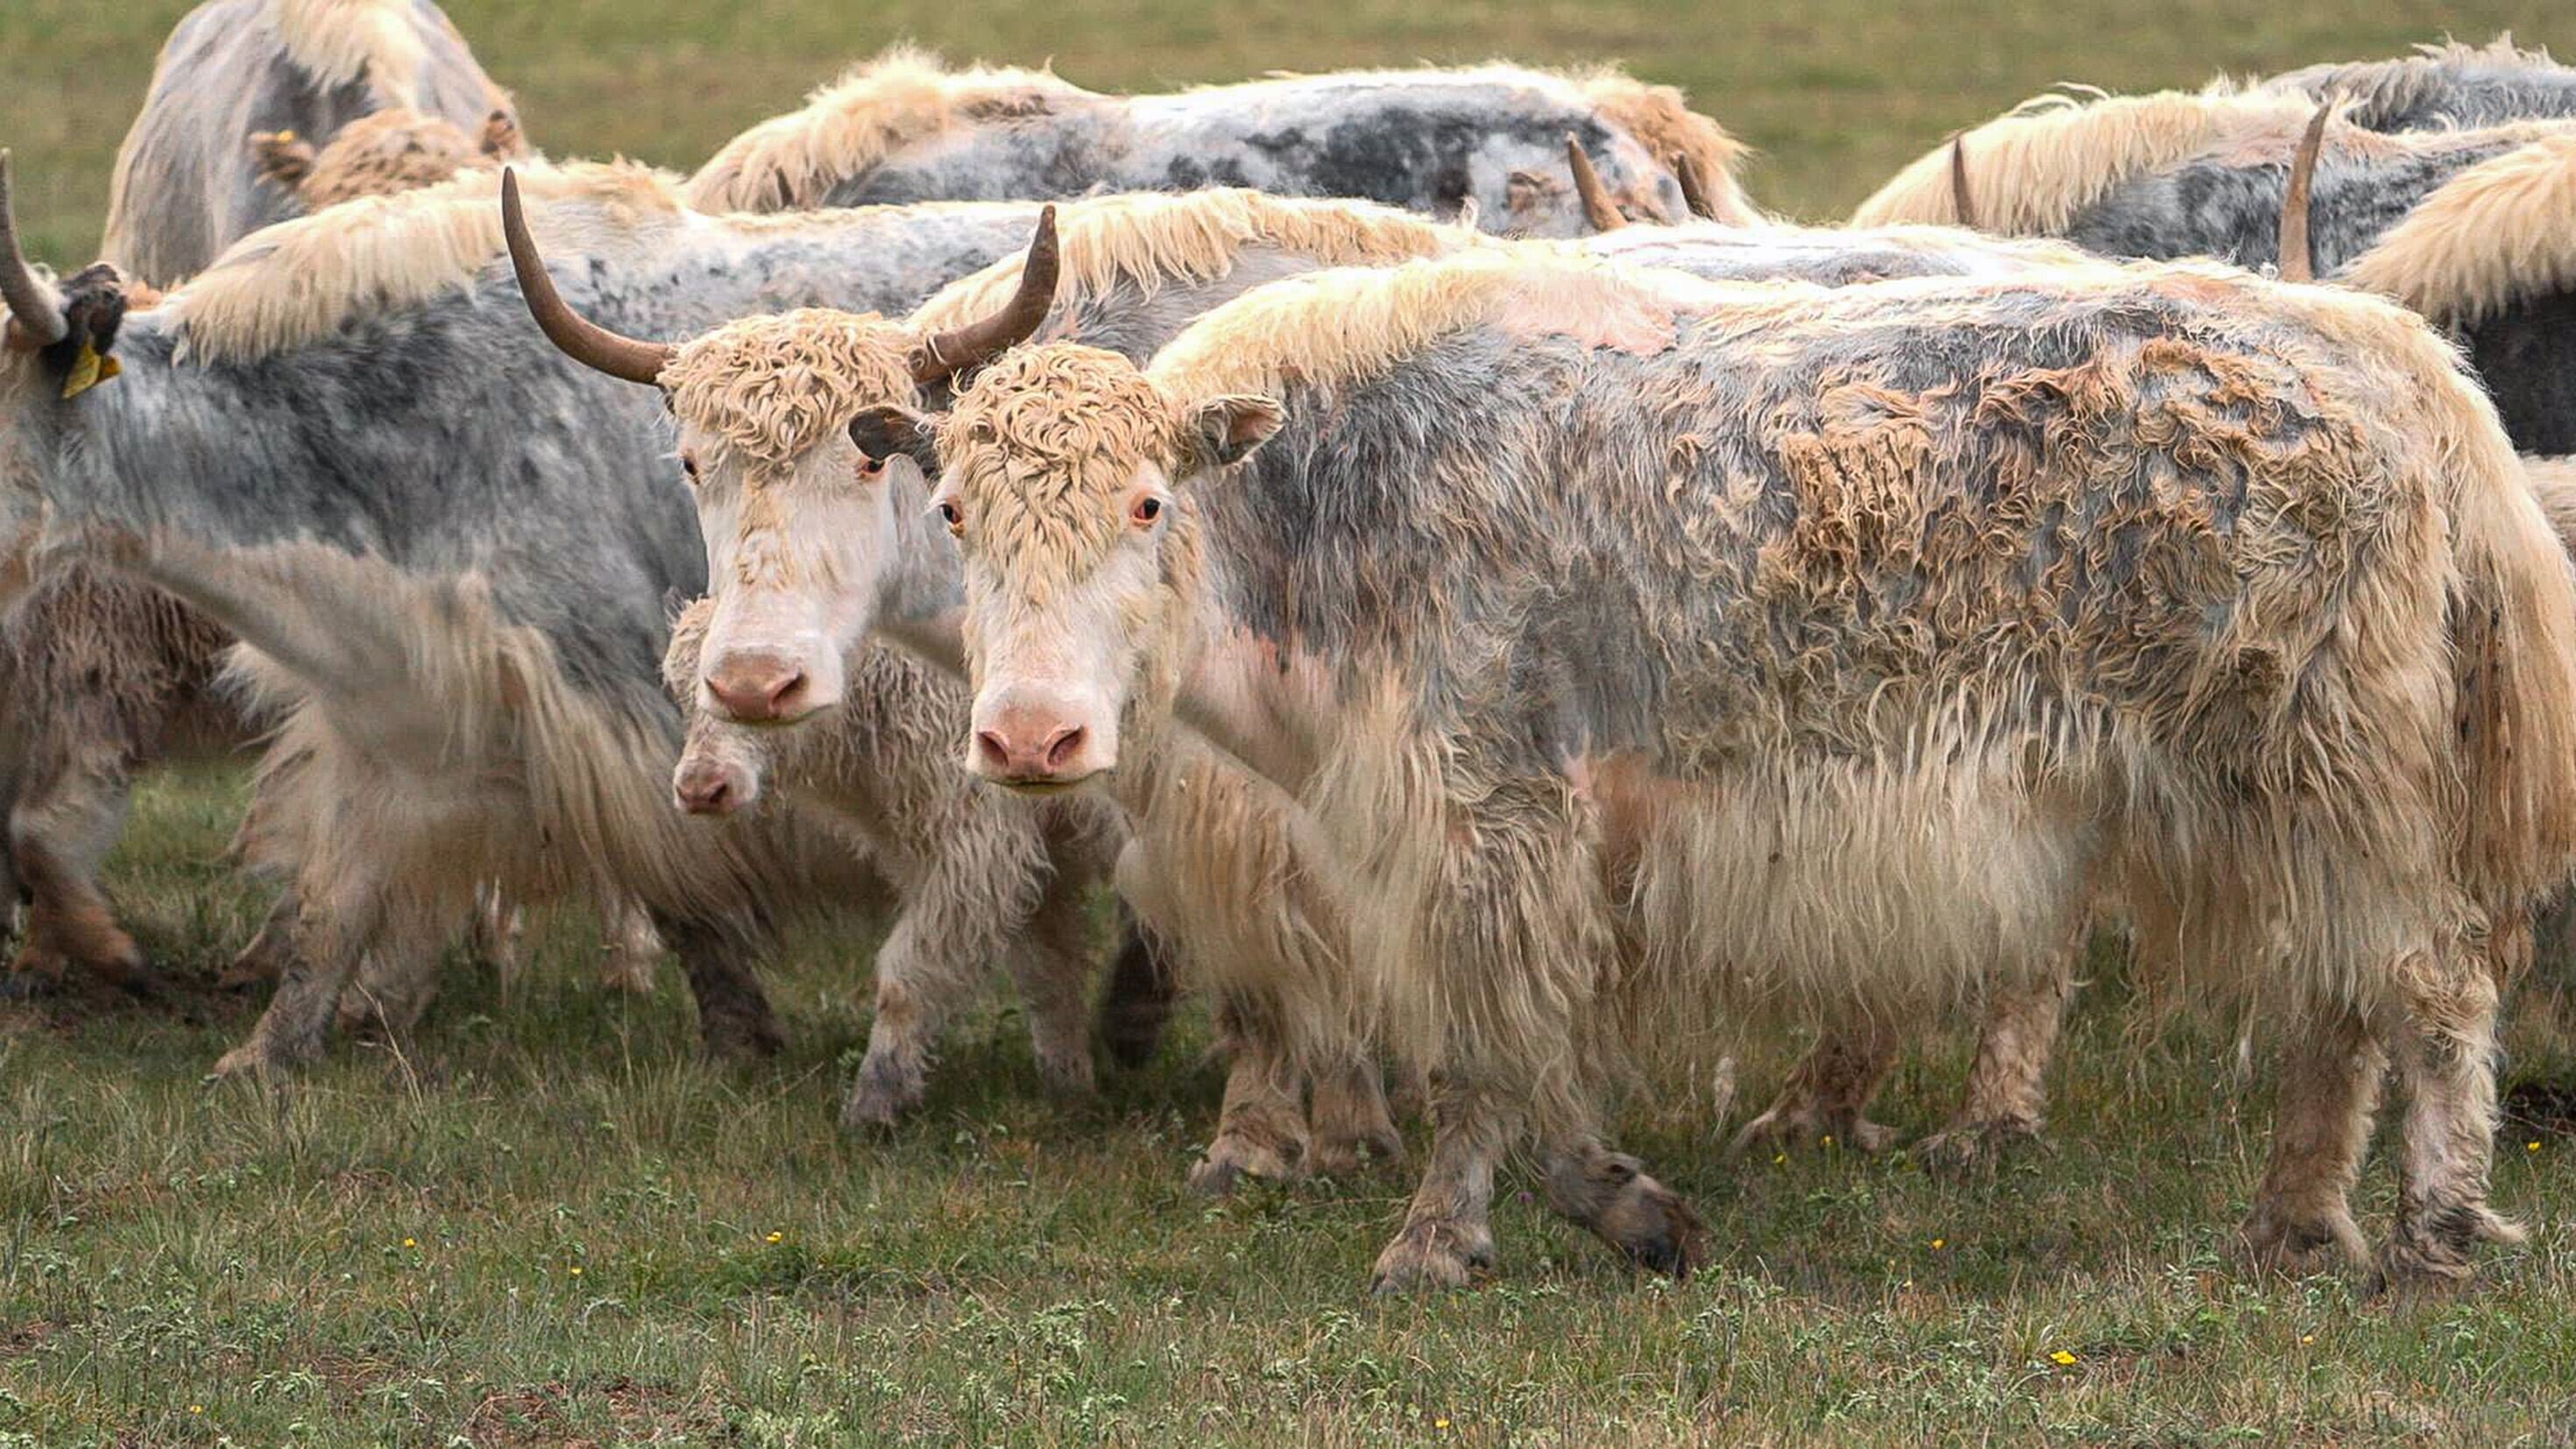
[402,1238,417,1249]
[1931,1238,1946,1250]
[767,1231,784,1244]
[569,1266,583,1277]
[189,1404,204,1415]
[2300,1334,2315,1346]
[2049,1350,2077,1367]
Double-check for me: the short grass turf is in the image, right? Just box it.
[9,0,2576,1443]
[2,760,2575,1444]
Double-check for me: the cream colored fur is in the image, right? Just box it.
[272,0,429,109]
[910,189,1476,335]
[1853,90,2328,230]
[684,47,1091,213]
[1572,69,1759,223]
[165,160,682,364]
[2344,133,2576,325]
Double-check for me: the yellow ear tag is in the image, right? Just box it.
[59,343,118,399]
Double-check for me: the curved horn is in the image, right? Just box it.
[500,166,673,385]
[0,152,68,350]
[1673,152,1719,222]
[1948,137,1976,229]
[2277,99,2332,284]
[1567,136,1626,232]
[911,204,1058,385]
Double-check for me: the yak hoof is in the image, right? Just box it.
[1729,1106,1896,1156]
[1310,1122,1408,1178]
[2239,1206,2368,1278]
[1914,1115,2044,1178]
[207,1041,296,1083]
[1188,1131,1306,1196]
[839,1066,924,1135]
[1369,1218,1496,1294]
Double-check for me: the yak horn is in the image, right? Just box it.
[1674,152,1719,221]
[1948,137,1976,229]
[1567,136,1625,231]
[2277,100,2331,284]
[0,152,68,350]
[910,204,1059,384]
[500,166,673,386]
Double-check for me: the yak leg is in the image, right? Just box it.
[1189,998,1312,1193]
[8,731,145,991]
[463,880,526,983]
[1003,863,1100,1102]
[212,871,399,1077]
[1095,907,1178,1071]
[1308,1051,1405,1176]
[1371,774,1699,1290]
[841,897,991,1130]
[1369,1074,1510,1291]
[595,892,663,994]
[1730,1018,1900,1154]
[220,889,300,988]
[656,913,783,1061]
[2240,1006,2381,1274]
[2378,923,2520,1286]
[1918,959,2077,1173]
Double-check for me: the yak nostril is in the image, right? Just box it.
[976,730,1015,771]
[766,669,806,709]
[1044,725,1086,772]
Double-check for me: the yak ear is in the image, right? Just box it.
[848,404,942,474]
[250,131,317,190]
[1183,394,1284,472]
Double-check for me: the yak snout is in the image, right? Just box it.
[672,753,754,816]
[703,649,810,724]
[967,690,1115,788]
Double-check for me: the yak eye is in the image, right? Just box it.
[1131,496,1164,527]
[678,450,701,482]
[936,500,963,534]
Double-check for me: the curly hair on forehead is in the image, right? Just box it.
[661,310,922,476]
[945,344,1178,574]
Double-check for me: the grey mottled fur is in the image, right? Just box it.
[2257,41,2576,131]
[805,79,1703,239]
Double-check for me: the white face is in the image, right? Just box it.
[671,712,767,816]
[683,422,914,726]
[946,458,1178,790]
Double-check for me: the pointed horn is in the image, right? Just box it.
[1674,152,1719,221]
[499,166,672,386]
[1567,136,1626,232]
[2277,99,2332,283]
[911,204,1058,385]
[1948,137,1976,229]
[0,152,68,350]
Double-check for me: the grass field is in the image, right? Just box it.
[9,0,2576,1444]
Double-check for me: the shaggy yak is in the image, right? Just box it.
[763,246,2570,1292]
[684,48,1753,237]
[1,0,537,993]
[0,156,1170,1114]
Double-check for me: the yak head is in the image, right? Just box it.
[500,167,1059,730]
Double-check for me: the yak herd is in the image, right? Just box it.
[5,0,2576,1293]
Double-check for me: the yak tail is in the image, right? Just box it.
[2446,435,2576,939]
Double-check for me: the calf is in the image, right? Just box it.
[662,599,1120,1125]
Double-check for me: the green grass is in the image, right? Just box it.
[3,761,2575,1445]
[10,1,2576,1442]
